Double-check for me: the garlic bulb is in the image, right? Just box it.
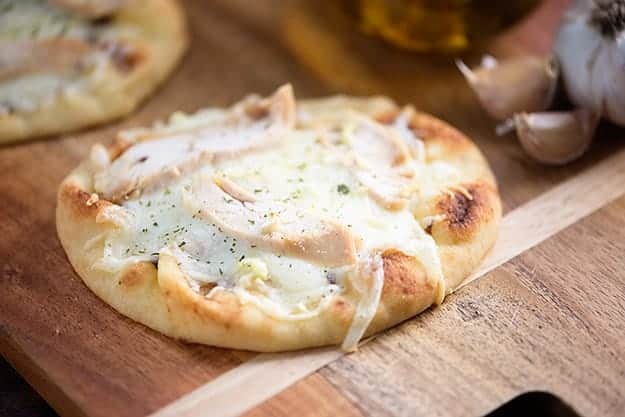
[513,109,599,165]
[457,55,558,120]
[555,0,625,125]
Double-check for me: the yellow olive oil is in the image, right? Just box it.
[344,0,541,52]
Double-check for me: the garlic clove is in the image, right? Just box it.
[457,55,559,121]
[513,109,599,165]
[555,0,625,126]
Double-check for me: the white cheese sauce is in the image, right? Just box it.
[91,95,461,348]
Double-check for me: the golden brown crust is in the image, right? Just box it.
[56,97,501,352]
[381,250,432,298]
[0,0,188,144]
[434,181,499,244]
[409,112,472,152]
[60,182,111,220]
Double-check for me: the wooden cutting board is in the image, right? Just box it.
[1,1,624,417]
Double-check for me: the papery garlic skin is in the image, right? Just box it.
[514,109,598,165]
[457,55,558,121]
[555,0,625,126]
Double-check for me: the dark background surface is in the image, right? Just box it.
[0,357,585,417]
[0,358,56,417]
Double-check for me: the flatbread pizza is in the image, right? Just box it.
[0,0,187,143]
[57,85,501,352]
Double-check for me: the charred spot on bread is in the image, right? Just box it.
[60,183,110,219]
[98,41,145,73]
[444,190,474,228]
[434,182,497,243]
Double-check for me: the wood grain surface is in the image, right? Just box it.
[151,144,625,417]
[1,1,624,417]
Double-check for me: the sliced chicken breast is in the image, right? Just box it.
[0,38,92,82]
[327,113,417,210]
[183,174,358,268]
[94,85,296,201]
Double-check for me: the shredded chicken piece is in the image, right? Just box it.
[355,171,412,210]
[0,38,92,81]
[126,85,295,144]
[331,114,417,210]
[183,174,358,267]
[214,175,257,203]
[392,106,426,161]
[94,85,296,201]
[348,115,411,167]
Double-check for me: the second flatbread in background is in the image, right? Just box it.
[0,0,188,143]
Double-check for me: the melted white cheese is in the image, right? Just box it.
[0,74,66,112]
[92,96,457,348]
[341,254,384,351]
[0,0,91,41]
[0,0,126,113]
